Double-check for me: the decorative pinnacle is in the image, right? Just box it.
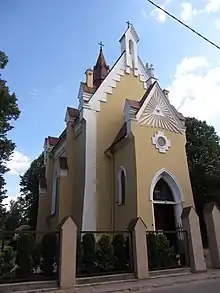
[98,41,104,51]
[126,21,132,28]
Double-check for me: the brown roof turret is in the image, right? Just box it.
[93,44,109,88]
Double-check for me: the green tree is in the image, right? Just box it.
[4,200,24,231]
[185,117,220,211]
[19,153,44,229]
[0,51,20,214]
[185,117,220,245]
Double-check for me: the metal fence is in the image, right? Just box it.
[76,231,133,277]
[146,230,190,271]
[0,230,60,284]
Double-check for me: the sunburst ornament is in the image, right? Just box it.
[137,89,181,133]
[152,131,171,153]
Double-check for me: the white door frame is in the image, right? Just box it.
[150,168,183,230]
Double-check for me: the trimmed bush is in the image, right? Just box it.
[16,233,34,278]
[32,243,41,273]
[147,233,175,270]
[41,233,58,277]
[112,234,128,271]
[81,233,96,273]
[0,246,15,279]
[96,234,113,271]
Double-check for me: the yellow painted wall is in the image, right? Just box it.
[36,194,48,231]
[37,153,54,231]
[131,121,194,229]
[96,71,145,230]
[71,120,86,229]
[113,135,137,230]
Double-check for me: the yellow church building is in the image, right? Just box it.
[37,24,194,233]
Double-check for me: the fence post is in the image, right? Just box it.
[58,216,77,289]
[204,203,220,268]
[128,218,149,279]
[181,207,206,273]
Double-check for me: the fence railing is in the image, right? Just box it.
[76,231,133,277]
[0,230,60,284]
[146,230,190,271]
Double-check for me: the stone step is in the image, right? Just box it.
[76,273,135,286]
[0,280,58,293]
[150,267,191,278]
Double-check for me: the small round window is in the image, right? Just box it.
[152,131,171,153]
[157,136,166,147]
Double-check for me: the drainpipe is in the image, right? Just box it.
[105,149,115,231]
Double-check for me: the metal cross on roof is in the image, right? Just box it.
[126,21,132,28]
[98,41,104,50]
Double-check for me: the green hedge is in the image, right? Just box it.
[77,233,131,276]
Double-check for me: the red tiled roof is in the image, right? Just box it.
[47,136,59,146]
[81,82,96,94]
[108,123,127,150]
[126,99,140,110]
[52,129,67,152]
[59,157,68,170]
[67,107,79,118]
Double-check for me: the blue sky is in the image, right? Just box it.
[1,0,220,204]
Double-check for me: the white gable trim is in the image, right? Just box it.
[83,53,154,112]
[87,52,126,112]
[136,82,157,120]
[136,82,185,133]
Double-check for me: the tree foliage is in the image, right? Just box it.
[4,200,24,231]
[19,153,44,229]
[185,117,220,211]
[0,51,20,213]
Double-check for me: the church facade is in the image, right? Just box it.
[37,24,194,233]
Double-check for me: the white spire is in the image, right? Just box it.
[119,23,139,74]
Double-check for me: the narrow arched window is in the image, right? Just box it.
[129,39,134,55]
[117,167,126,205]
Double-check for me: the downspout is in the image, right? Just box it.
[105,149,115,231]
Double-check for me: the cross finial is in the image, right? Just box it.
[98,41,104,51]
[126,21,131,28]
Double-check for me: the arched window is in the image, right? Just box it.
[153,178,174,202]
[129,39,134,55]
[117,167,126,205]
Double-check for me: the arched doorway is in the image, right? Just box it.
[153,178,176,231]
[150,169,183,231]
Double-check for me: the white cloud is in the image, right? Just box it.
[142,0,172,23]
[176,56,209,76]
[205,0,220,13]
[6,150,31,175]
[180,2,200,22]
[156,6,167,23]
[155,0,172,23]
[215,19,220,29]
[169,56,220,127]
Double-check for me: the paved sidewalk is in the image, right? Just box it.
[75,270,220,293]
[15,270,220,293]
